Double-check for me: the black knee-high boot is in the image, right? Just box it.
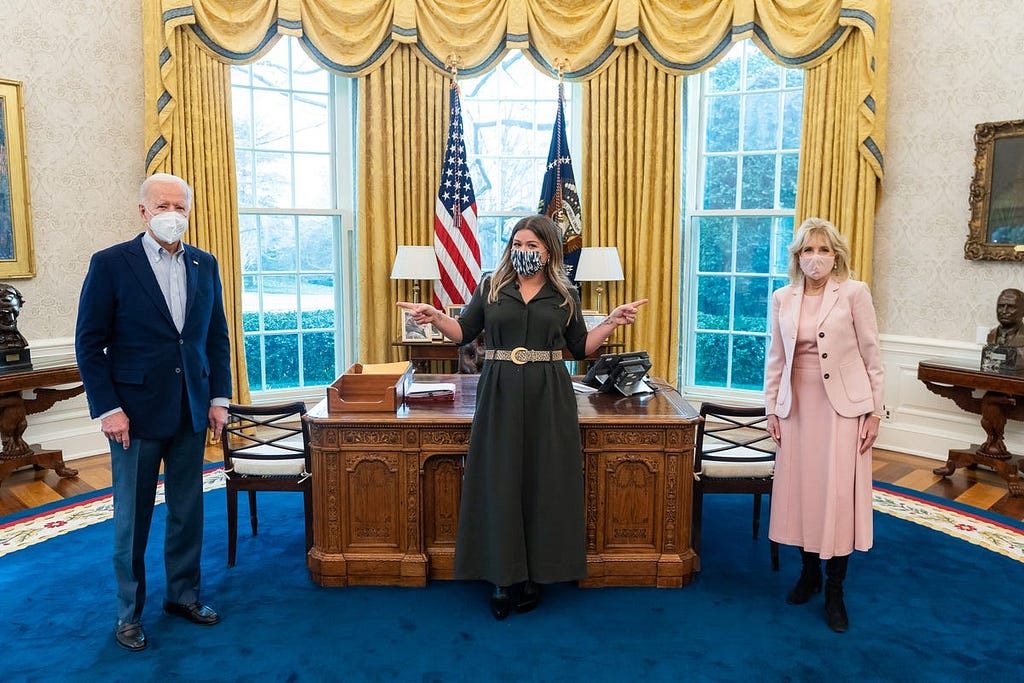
[786,549,822,604]
[825,555,849,633]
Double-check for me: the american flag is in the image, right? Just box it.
[433,80,481,310]
[537,82,583,281]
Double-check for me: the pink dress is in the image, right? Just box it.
[768,294,873,558]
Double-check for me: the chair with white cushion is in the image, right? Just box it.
[222,401,311,567]
[693,402,779,570]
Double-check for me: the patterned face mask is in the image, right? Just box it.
[511,248,545,277]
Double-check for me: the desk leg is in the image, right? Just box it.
[934,445,1024,496]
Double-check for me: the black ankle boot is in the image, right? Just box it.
[514,580,542,613]
[824,555,849,633]
[490,585,510,621]
[786,549,822,605]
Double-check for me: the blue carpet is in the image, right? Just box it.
[2,482,1022,682]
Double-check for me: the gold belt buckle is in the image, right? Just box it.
[510,347,529,365]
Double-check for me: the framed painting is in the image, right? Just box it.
[965,119,1024,261]
[446,305,466,320]
[582,311,606,331]
[0,79,35,278]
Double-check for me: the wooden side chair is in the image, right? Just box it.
[221,401,312,567]
[693,402,779,570]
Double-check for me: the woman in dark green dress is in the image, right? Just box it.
[398,215,646,619]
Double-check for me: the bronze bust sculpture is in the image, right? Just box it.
[986,288,1024,347]
[0,283,28,351]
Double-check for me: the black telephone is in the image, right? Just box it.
[581,351,654,396]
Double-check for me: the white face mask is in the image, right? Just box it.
[799,254,834,281]
[148,211,189,244]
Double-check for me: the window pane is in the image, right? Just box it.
[734,216,772,273]
[294,153,331,208]
[263,334,299,389]
[244,335,263,390]
[302,331,336,385]
[241,275,260,331]
[707,51,741,92]
[745,45,780,90]
[694,333,728,387]
[254,152,293,208]
[293,93,330,152]
[740,154,776,209]
[779,154,799,209]
[235,150,254,208]
[743,92,778,151]
[734,276,769,332]
[253,90,291,150]
[697,216,734,272]
[262,275,298,331]
[703,155,737,209]
[260,216,297,271]
[696,276,730,330]
[232,88,253,148]
[252,40,290,90]
[300,274,334,328]
[291,44,329,93]
[705,95,740,152]
[731,335,766,390]
[298,216,334,271]
[782,91,803,149]
[501,157,536,211]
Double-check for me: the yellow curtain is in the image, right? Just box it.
[797,20,889,285]
[143,0,889,384]
[583,47,682,381]
[142,1,251,405]
[356,47,448,363]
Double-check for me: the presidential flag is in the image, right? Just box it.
[537,83,582,281]
[433,80,481,310]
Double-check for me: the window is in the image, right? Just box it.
[460,53,579,270]
[682,41,804,394]
[231,38,356,395]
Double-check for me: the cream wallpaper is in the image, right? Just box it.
[0,0,143,343]
[0,1,1021,347]
[874,0,1024,341]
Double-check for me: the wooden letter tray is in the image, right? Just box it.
[326,362,414,413]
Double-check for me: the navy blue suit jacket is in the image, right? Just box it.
[75,233,232,439]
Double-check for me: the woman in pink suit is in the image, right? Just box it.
[764,217,883,633]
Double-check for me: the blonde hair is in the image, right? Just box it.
[786,217,854,284]
[487,214,577,320]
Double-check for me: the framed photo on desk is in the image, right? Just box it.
[582,311,606,331]
[401,310,433,342]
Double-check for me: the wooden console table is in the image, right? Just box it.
[917,358,1024,496]
[0,359,84,486]
[305,374,700,588]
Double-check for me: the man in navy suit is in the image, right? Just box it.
[75,173,232,652]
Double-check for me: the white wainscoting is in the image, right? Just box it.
[873,334,1024,461]
[19,338,108,463]
[22,335,1024,464]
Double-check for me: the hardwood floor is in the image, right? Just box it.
[3,446,1024,522]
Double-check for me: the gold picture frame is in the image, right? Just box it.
[446,305,466,320]
[965,118,1024,261]
[0,79,35,278]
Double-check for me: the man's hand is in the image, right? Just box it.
[101,411,131,450]
[208,405,228,442]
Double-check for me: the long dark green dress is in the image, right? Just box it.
[453,277,589,587]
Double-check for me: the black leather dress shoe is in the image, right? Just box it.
[489,585,510,621]
[163,600,220,625]
[514,581,542,613]
[115,619,147,652]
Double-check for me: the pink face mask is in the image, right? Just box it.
[799,254,835,280]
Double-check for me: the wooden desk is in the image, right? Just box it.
[0,359,84,485]
[305,374,700,588]
[918,358,1024,495]
[394,340,624,373]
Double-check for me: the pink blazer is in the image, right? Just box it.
[764,278,883,419]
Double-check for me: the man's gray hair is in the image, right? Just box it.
[139,173,193,210]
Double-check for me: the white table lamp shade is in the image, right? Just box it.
[574,247,624,282]
[390,246,441,280]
